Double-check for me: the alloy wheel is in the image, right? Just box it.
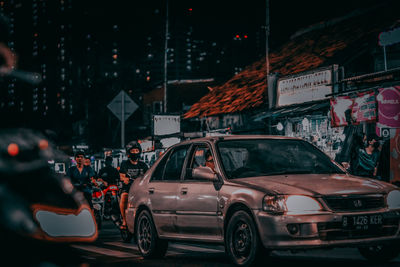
[138,216,152,253]
[232,221,252,260]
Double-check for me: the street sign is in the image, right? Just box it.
[107,90,138,121]
[379,27,400,46]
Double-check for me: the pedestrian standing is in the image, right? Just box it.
[353,133,380,178]
[376,139,390,182]
[347,133,365,175]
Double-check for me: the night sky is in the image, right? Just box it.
[76,0,387,55]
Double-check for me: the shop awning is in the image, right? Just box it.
[253,101,330,122]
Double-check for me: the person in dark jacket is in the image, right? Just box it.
[98,156,120,186]
[119,141,148,229]
[376,139,390,182]
[66,151,96,207]
[353,134,380,178]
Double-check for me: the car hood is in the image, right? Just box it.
[229,174,392,196]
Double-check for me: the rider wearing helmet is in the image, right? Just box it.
[97,156,119,186]
[119,141,148,229]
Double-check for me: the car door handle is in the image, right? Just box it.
[181,188,188,195]
[148,188,155,194]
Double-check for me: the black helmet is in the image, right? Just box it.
[126,141,142,154]
[125,141,142,160]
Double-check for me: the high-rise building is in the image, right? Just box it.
[0,0,76,130]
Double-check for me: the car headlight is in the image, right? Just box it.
[263,195,323,215]
[387,190,400,210]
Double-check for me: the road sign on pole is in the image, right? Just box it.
[107,90,139,148]
[107,91,138,121]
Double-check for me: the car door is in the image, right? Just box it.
[176,143,222,241]
[148,145,189,237]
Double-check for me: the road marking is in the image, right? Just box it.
[72,245,136,258]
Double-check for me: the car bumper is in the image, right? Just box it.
[254,209,400,250]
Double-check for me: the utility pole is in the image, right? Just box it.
[265,0,270,76]
[163,0,169,113]
[121,90,125,148]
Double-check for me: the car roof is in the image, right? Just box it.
[173,135,301,147]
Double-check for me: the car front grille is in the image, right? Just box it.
[323,195,385,212]
[317,216,399,241]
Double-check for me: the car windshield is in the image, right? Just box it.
[217,139,345,179]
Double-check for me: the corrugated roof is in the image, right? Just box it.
[184,4,399,119]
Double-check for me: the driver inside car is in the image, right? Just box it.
[204,150,216,173]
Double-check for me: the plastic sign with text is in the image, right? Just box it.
[153,115,181,136]
[276,68,332,107]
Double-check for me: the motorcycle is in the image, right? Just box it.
[91,185,105,230]
[0,128,98,260]
[92,177,132,242]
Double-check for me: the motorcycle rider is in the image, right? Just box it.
[97,156,120,187]
[119,141,148,229]
[66,150,96,207]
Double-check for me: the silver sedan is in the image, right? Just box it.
[126,135,400,266]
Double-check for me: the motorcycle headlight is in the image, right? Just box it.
[263,195,323,215]
[387,190,400,210]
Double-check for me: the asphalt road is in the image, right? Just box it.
[13,221,400,266]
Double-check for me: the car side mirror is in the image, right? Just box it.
[192,166,217,181]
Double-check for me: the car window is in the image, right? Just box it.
[163,145,189,181]
[151,151,170,181]
[218,139,344,179]
[185,145,212,180]
[191,146,208,168]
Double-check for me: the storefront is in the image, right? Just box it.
[330,68,400,183]
[256,66,345,159]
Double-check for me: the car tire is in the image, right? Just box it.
[225,210,265,266]
[135,210,168,258]
[358,245,400,262]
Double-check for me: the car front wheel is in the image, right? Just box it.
[135,210,168,258]
[358,245,400,262]
[225,210,265,266]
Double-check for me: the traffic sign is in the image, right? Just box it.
[107,90,138,121]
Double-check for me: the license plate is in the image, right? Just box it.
[342,214,383,230]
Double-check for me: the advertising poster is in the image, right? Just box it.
[351,90,377,123]
[390,129,400,184]
[377,86,400,128]
[330,96,353,127]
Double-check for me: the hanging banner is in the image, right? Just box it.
[330,96,353,127]
[377,86,400,128]
[390,129,400,184]
[351,90,377,123]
